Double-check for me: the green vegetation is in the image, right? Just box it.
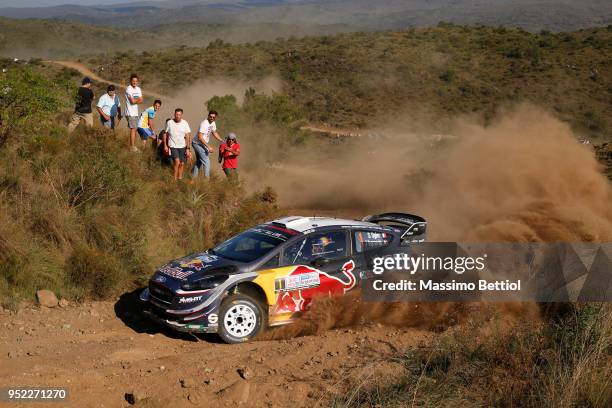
[0,63,278,307]
[333,304,612,408]
[0,17,352,59]
[0,17,152,59]
[91,25,612,141]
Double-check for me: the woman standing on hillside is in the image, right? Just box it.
[219,132,240,182]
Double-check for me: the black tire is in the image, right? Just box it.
[218,293,265,344]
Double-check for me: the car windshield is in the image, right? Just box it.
[212,225,299,263]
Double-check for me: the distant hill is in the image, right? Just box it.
[0,17,353,58]
[87,24,612,141]
[0,0,610,32]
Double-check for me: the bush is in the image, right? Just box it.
[0,66,69,147]
[244,92,302,125]
[67,245,124,299]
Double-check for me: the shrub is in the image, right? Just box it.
[67,245,124,299]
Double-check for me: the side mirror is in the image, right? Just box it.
[310,257,332,268]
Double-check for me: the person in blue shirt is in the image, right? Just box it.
[96,85,122,130]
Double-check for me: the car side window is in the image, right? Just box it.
[260,254,280,269]
[281,231,348,265]
[353,230,391,253]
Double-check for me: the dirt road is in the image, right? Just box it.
[45,60,168,100]
[0,291,432,407]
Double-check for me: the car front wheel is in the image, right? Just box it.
[218,293,265,343]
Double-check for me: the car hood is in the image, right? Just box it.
[156,252,241,282]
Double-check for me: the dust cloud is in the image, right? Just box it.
[261,290,542,340]
[246,104,612,242]
[155,76,282,130]
[257,104,611,339]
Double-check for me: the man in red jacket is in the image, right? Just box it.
[219,132,240,181]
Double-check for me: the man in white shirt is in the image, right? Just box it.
[192,110,223,178]
[163,108,192,181]
[125,74,143,152]
[96,85,122,130]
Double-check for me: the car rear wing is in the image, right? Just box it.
[362,212,427,243]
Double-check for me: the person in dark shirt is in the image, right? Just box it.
[67,77,95,133]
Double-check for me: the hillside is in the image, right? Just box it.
[0,17,354,59]
[1,0,611,32]
[87,24,612,141]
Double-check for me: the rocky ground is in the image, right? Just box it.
[0,290,432,408]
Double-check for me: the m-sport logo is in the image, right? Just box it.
[179,296,203,303]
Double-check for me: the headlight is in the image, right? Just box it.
[181,274,228,291]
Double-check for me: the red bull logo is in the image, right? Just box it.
[179,254,218,271]
[180,259,206,270]
[273,260,356,314]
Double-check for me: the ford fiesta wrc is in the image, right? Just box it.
[139,213,426,343]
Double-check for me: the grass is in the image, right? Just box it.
[0,63,280,307]
[87,24,612,141]
[331,303,612,408]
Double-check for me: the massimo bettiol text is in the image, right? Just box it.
[360,243,612,302]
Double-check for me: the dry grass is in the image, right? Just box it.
[332,304,612,408]
[0,65,279,307]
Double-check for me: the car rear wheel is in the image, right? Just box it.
[218,293,265,343]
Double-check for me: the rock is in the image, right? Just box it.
[36,290,58,308]
[180,378,192,388]
[124,389,147,405]
[7,351,17,359]
[159,365,165,371]
[62,324,71,330]
[58,298,69,308]
[217,381,250,405]
[187,393,200,405]
[237,367,252,380]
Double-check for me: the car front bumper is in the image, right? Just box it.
[139,288,218,334]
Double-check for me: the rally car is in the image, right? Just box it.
[139,213,426,343]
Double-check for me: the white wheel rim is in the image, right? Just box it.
[223,304,257,338]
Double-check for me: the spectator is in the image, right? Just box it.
[156,118,173,165]
[67,77,94,132]
[192,110,223,178]
[137,99,162,147]
[95,85,122,130]
[163,108,192,181]
[219,132,240,181]
[125,74,143,152]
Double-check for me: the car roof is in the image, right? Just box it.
[269,216,379,233]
